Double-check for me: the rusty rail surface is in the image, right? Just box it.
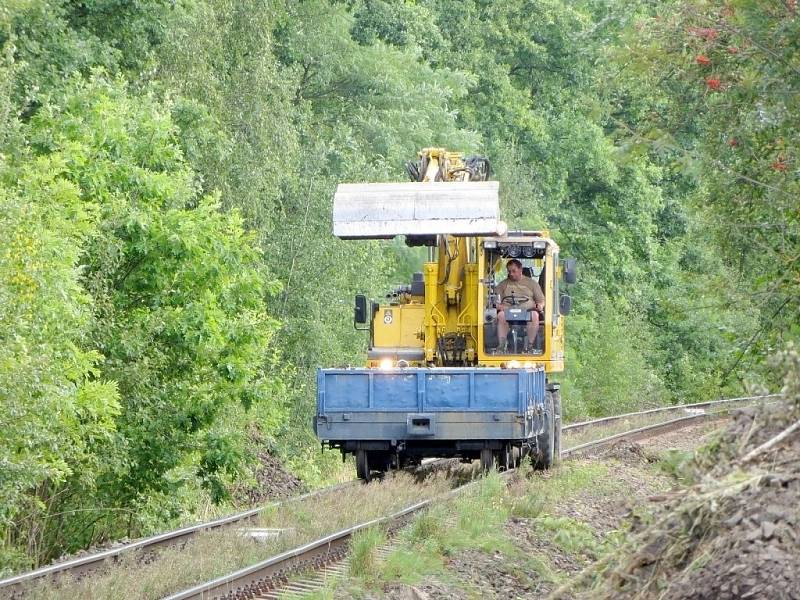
[166,397,774,600]
[2,393,777,598]
[0,481,359,596]
[563,408,724,457]
[562,393,780,434]
[0,459,453,597]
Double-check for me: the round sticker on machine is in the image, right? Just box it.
[383,310,393,324]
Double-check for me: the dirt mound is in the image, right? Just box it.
[230,425,305,506]
[600,439,659,466]
[553,348,800,600]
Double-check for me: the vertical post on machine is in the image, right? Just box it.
[423,262,439,363]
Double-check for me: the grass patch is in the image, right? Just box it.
[532,515,602,558]
[314,474,522,596]
[404,503,449,548]
[544,461,612,498]
[507,492,546,518]
[313,461,636,598]
[349,526,386,581]
[502,460,612,520]
[380,546,444,584]
[655,448,698,485]
[446,472,514,555]
[520,552,562,583]
[301,434,707,598]
[532,514,625,563]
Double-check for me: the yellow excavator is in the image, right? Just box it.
[316,148,576,480]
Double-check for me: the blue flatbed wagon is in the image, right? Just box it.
[315,366,557,479]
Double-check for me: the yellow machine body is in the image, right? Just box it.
[366,232,566,373]
[360,149,568,374]
[372,303,425,349]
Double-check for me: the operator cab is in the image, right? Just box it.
[482,235,550,357]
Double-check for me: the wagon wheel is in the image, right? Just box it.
[499,443,513,471]
[532,391,555,470]
[480,448,495,473]
[356,449,371,482]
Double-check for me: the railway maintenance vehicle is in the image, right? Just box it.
[314,148,576,480]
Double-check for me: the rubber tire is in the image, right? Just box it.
[533,391,555,470]
[480,448,495,472]
[356,449,371,482]
[552,388,562,465]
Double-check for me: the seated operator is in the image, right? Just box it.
[496,258,545,352]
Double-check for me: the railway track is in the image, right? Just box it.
[562,394,781,438]
[0,480,363,598]
[0,461,458,599]
[163,394,779,600]
[561,393,782,454]
[0,393,777,599]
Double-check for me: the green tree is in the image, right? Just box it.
[0,73,283,567]
[617,0,800,385]
[0,151,120,571]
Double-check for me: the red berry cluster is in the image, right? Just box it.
[689,27,720,40]
[688,25,729,92]
[771,154,788,171]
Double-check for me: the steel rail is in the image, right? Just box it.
[562,393,780,433]
[165,470,495,600]
[3,394,774,597]
[563,411,723,457]
[163,500,428,600]
[167,403,755,600]
[0,480,359,594]
[0,459,452,596]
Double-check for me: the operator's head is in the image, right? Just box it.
[506,259,523,281]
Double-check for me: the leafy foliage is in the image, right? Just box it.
[615,0,800,383]
[1,0,795,572]
[0,150,120,569]
[0,71,280,566]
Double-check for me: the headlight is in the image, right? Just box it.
[378,358,394,370]
[533,241,547,249]
[523,361,534,368]
[508,360,521,368]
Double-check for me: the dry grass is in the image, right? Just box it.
[19,468,467,599]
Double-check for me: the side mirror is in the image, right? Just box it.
[559,294,572,316]
[563,258,577,284]
[354,294,368,326]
